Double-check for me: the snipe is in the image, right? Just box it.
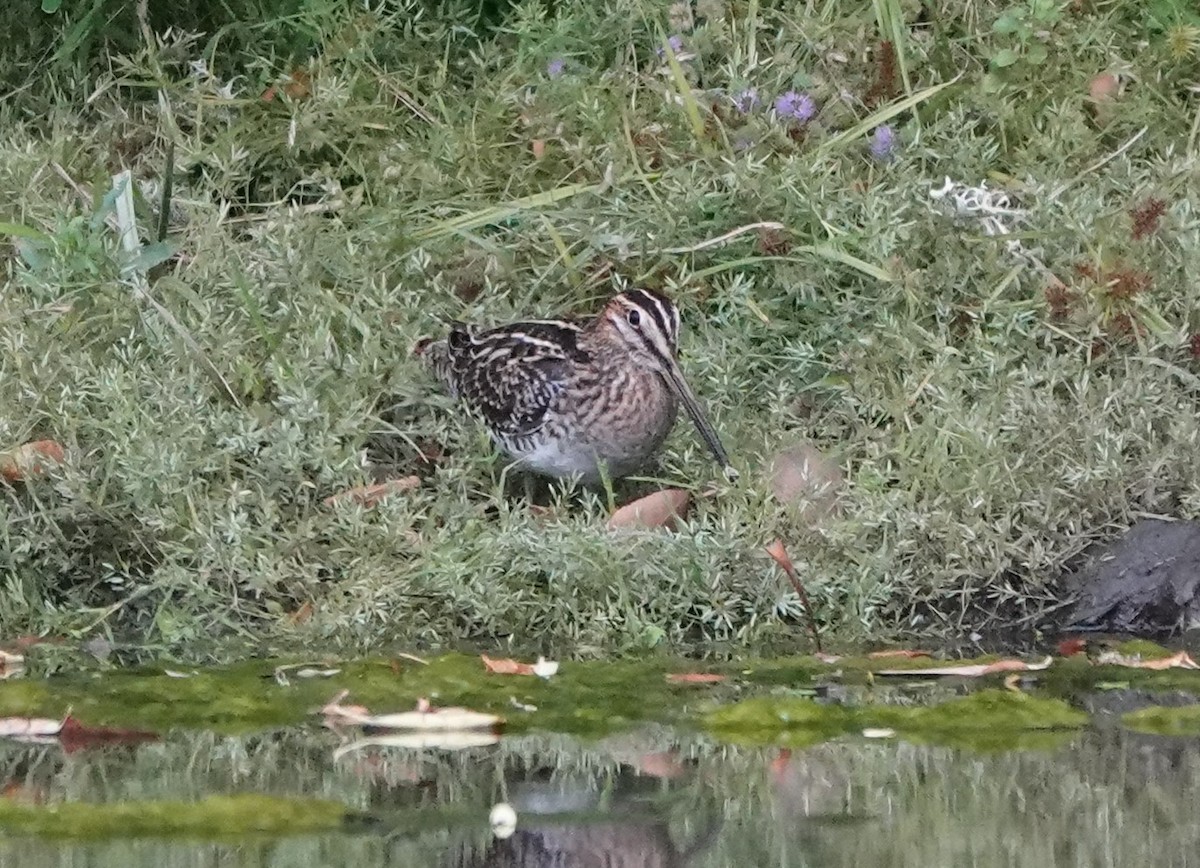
[415,288,736,484]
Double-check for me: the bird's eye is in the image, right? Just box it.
[627,309,641,326]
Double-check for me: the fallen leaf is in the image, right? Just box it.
[531,138,546,160]
[861,728,896,739]
[867,649,932,659]
[767,441,843,523]
[481,654,558,678]
[319,692,503,732]
[0,650,24,680]
[334,730,501,755]
[0,717,63,738]
[481,654,534,675]
[57,717,159,753]
[1088,72,1119,103]
[286,601,315,625]
[874,657,1053,677]
[765,538,822,652]
[323,476,420,508]
[1057,637,1087,657]
[814,652,842,664]
[630,751,687,779]
[262,68,312,101]
[665,672,727,684]
[0,440,65,482]
[606,489,690,531]
[1096,650,1200,670]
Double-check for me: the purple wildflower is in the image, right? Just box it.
[656,35,685,59]
[774,90,816,123]
[546,57,566,78]
[869,124,897,161]
[733,88,760,114]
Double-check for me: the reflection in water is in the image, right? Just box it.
[0,723,1193,866]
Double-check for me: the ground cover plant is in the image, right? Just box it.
[1,0,1199,660]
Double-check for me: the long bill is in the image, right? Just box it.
[660,359,739,480]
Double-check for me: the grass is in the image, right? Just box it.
[2,0,1200,660]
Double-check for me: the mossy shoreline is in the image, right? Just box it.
[3,0,1200,660]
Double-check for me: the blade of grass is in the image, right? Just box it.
[690,249,894,283]
[409,180,610,243]
[660,33,708,144]
[819,77,960,153]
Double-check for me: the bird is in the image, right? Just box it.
[415,287,737,484]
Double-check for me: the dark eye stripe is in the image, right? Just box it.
[625,289,677,345]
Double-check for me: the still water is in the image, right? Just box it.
[0,719,1193,867]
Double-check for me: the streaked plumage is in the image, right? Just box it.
[416,288,735,483]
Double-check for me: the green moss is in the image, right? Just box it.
[703,697,860,746]
[0,795,345,840]
[1122,704,1200,736]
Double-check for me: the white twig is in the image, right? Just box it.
[664,221,785,254]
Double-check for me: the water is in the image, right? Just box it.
[0,720,1194,867]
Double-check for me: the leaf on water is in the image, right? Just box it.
[0,717,64,738]
[665,672,727,684]
[874,656,1053,677]
[0,440,65,482]
[861,728,896,739]
[481,654,558,678]
[323,476,420,508]
[58,717,159,753]
[606,489,690,531]
[320,692,503,732]
[1097,650,1200,670]
[0,649,24,680]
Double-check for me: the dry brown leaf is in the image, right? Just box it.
[481,654,558,677]
[606,489,690,531]
[1089,72,1119,103]
[665,672,727,684]
[765,538,822,651]
[323,476,420,508]
[767,441,843,524]
[531,139,546,160]
[1097,650,1200,670]
[874,656,1053,677]
[481,654,534,675]
[286,601,315,625]
[867,649,932,659]
[319,692,503,732]
[0,440,65,482]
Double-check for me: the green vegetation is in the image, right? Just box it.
[0,794,346,839]
[2,0,1200,659]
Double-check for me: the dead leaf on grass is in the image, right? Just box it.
[323,476,420,508]
[481,654,558,678]
[665,672,727,684]
[0,440,65,482]
[867,649,932,659]
[1096,650,1200,670]
[765,538,822,651]
[606,489,690,531]
[874,656,1053,677]
[767,441,843,524]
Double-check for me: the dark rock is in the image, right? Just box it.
[1066,519,1200,635]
